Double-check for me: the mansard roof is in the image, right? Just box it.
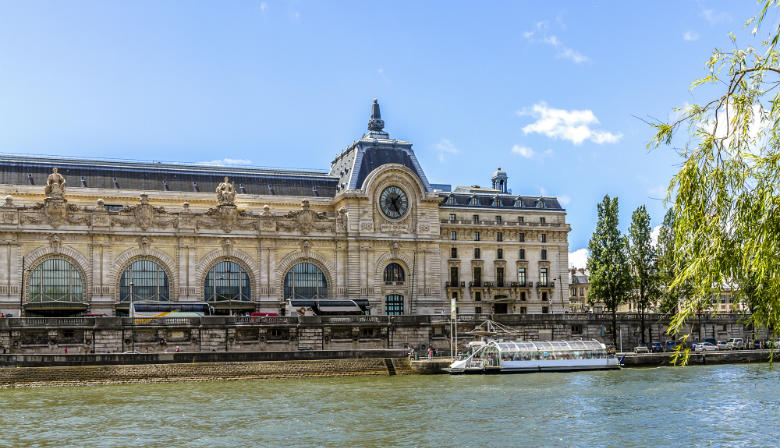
[0,155,338,197]
[438,191,564,210]
[329,100,431,193]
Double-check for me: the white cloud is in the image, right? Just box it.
[701,7,731,26]
[259,1,267,12]
[435,138,459,163]
[683,31,699,41]
[648,184,667,199]
[518,102,622,145]
[569,248,589,269]
[523,21,588,64]
[196,158,253,167]
[511,145,535,158]
[651,225,662,247]
[558,195,571,206]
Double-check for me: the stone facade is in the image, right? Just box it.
[0,100,570,317]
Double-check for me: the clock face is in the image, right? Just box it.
[380,186,409,219]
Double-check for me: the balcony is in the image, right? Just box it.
[445,281,465,288]
[468,281,483,288]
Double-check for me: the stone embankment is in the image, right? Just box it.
[0,350,413,388]
[618,349,774,367]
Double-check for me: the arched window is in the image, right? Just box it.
[204,261,251,302]
[383,263,405,283]
[119,259,169,302]
[385,294,404,315]
[28,258,84,303]
[284,262,327,300]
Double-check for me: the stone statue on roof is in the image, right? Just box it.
[45,168,66,199]
[216,176,236,206]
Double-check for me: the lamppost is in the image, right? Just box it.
[129,280,135,353]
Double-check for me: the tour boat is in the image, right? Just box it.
[446,339,621,374]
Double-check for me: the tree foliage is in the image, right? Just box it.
[650,0,780,360]
[655,209,692,314]
[628,205,660,344]
[587,195,632,347]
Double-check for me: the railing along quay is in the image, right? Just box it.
[0,312,747,329]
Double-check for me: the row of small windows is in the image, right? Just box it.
[448,214,548,225]
[448,266,549,288]
[571,287,586,297]
[449,231,547,243]
[450,266,548,286]
[450,248,546,261]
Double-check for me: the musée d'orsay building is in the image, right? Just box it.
[0,100,570,317]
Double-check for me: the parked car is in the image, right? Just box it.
[717,341,728,350]
[695,342,718,352]
[665,340,677,351]
[726,338,744,350]
[634,345,650,353]
[691,342,699,351]
[651,342,663,353]
[703,338,717,346]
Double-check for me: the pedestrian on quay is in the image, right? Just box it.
[427,347,433,360]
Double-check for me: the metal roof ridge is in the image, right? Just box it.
[0,154,332,177]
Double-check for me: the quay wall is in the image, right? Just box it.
[0,356,415,389]
[0,313,766,357]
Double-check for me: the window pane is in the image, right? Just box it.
[28,258,84,303]
[385,294,404,315]
[204,261,251,302]
[284,262,328,300]
[120,259,169,302]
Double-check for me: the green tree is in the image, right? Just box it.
[650,0,780,360]
[628,205,660,345]
[656,210,679,314]
[587,195,632,347]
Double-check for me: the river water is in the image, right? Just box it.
[0,363,776,447]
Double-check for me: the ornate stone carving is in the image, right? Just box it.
[92,199,110,227]
[259,205,276,232]
[111,194,173,230]
[1,196,17,225]
[336,207,348,232]
[45,168,66,199]
[199,204,255,233]
[43,197,69,228]
[178,203,196,231]
[48,234,62,253]
[216,177,236,206]
[277,200,333,235]
[137,236,151,252]
[221,238,233,256]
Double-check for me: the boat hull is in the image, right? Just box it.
[446,359,621,374]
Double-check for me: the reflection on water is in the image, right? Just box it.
[0,364,776,447]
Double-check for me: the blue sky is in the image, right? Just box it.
[0,1,765,266]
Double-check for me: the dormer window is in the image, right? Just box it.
[470,196,479,206]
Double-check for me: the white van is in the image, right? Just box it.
[726,338,744,350]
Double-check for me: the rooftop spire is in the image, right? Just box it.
[367,98,386,133]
